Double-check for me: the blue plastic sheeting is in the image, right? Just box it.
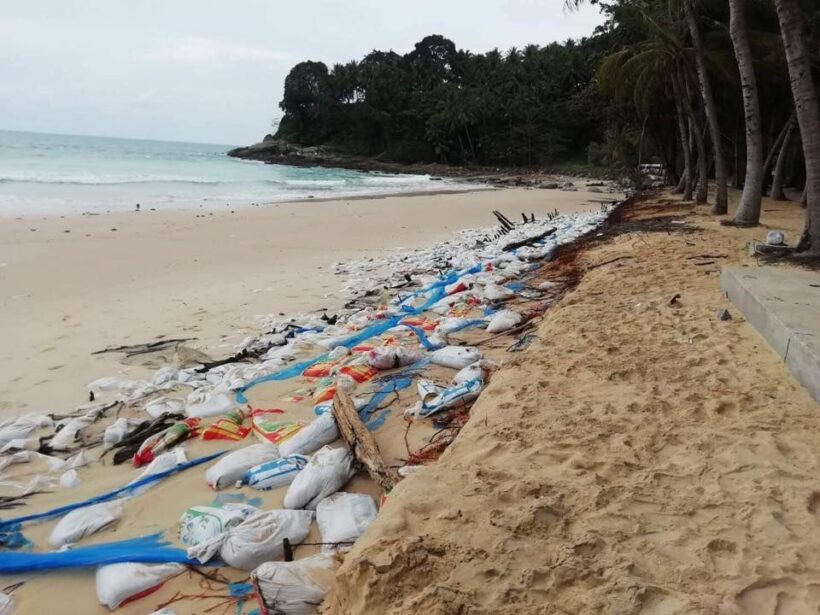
[236,264,484,404]
[0,533,197,574]
[401,325,440,351]
[360,377,415,430]
[0,450,226,532]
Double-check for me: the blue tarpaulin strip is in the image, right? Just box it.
[0,450,226,531]
[0,533,197,573]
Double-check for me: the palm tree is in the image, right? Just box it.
[773,0,820,253]
[683,0,729,214]
[769,115,797,200]
[728,0,764,225]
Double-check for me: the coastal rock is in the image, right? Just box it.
[539,182,559,190]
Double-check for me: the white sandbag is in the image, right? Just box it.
[50,416,95,451]
[87,376,122,392]
[205,443,279,490]
[152,366,178,386]
[485,309,522,334]
[131,447,187,483]
[60,468,80,489]
[452,360,498,386]
[252,554,335,615]
[279,413,339,457]
[0,438,37,453]
[436,317,471,334]
[366,347,424,370]
[0,450,31,473]
[148,610,177,615]
[481,283,515,301]
[0,593,13,615]
[95,562,183,609]
[178,504,256,546]
[429,346,482,369]
[66,450,90,469]
[49,500,123,548]
[103,417,142,446]
[185,392,236,418]
[283,446,356,510]
[143,397,185,419]
[244,455,308,490]
[328,346,349,361]
[187,509,313,571]
[316,492,377,552]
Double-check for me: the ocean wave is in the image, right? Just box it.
[0,175,230,186]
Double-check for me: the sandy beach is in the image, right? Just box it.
[0,187,606,417]
[0,184,613,614]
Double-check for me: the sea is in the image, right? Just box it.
[0,130,460,215]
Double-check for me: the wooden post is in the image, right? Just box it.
[332,389,400,491]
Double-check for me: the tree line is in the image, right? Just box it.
[273,0,820,254]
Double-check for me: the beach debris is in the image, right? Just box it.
[244,455,309,491]
[452,360,498,385]
[178,503,257,546]
[717,308,732,321]
[283,445,356,510]
[669,293,681,305]
[184,391,236,418]
[507,333,537,352]
[366,346,424,370]
[59,469,81,489]
[201,409,251,441]
[486,309,522,334]
[412,378,483,418]
[103,417,143,447]
[502,227,556,252]
[251,553,335,615]
[333,391,399,491]
[96,562,184,609]
[205,443,280,490]
[766,230,786,245]
[429,346,483,369]
[187,509,314,570]
[251,409,304,445]
[49,501,123,548]
[132,418,199,467]
[0,593,13,615]
[279,413,340,457]
[316,492,377,554]
[132,447,188,482]
[91,338,195,357]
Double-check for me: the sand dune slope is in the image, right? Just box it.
[323,194,820,614]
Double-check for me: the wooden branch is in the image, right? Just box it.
[332,389,400,491]
[586,255,633,271]
[502,227,556,252]
[91,338,195,356]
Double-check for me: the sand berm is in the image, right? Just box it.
[321,191,820,614]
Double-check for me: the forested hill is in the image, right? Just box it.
[271,34,610,167]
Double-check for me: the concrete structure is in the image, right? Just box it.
[722,267,820,403]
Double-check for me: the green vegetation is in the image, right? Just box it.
[272,0,820,252]
[275,34,608,166]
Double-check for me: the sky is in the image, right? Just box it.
[0,1,604,146]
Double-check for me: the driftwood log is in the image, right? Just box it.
[502,227,556,252]
[332,389,400,491]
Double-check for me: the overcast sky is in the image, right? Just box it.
[0,1,603,146]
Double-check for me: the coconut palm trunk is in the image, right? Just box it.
[774,0,820,253]
[672,83,693,200]
[729,0,764,225]
[683,0,729,214]
[770,118,797,200]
